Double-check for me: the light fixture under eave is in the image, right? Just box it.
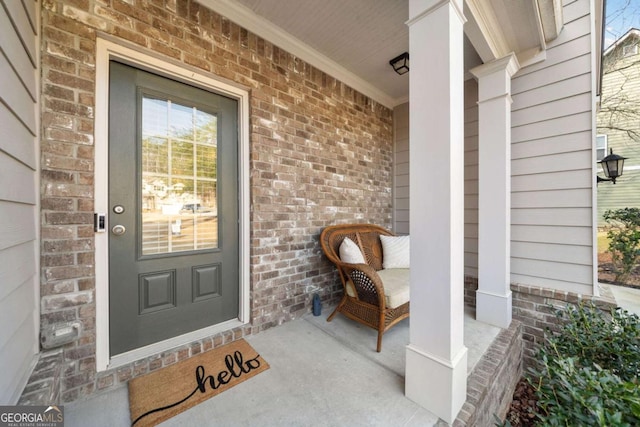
[389,52,409,75]
[597,148,628,184]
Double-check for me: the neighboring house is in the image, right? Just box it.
[0,0,607,423]
[597,28,640,226]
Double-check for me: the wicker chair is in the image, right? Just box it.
[320,224,410,352]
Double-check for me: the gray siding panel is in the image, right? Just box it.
[3,0,37,64]
[512,132,592,159]
[512,241,592,265]
[0,317,37,402]
[512,225,593,246]
[512,54,591,94]
[0,242,37,302]
[0,155,37,204]
[512,169,592,192]
[0,8,37,99]
[509,0,595,294]
[0,0,39,404]
[512,207,592,227]
[0,52,36,133]
[0,103,36,168]
[512,111,592,143]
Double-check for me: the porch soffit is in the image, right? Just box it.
[196,0,402,108]
[464,0,563,68]
[196,0,562,106]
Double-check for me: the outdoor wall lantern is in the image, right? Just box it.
[389,52,409,75]
[597,148,627,184]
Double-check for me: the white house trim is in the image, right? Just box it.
[94,37,251,371]
[536,0,564,43]
[590,0,601,296]
[464,0,509,62]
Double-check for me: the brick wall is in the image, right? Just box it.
[511,284,617,369]
[39,0,392,402]
[464,275,477,309]
[460,281,617,425]
[465,279,618,370]
[455,320,523,427]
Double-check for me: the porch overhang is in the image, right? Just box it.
[464,0,564,68]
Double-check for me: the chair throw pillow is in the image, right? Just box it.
[380,235,410,269]
[339,237,366,264]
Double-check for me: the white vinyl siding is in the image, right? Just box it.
[509,0,594,293]
[393,103,409,235]
[0,0,39,404]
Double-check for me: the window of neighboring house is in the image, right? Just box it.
[623,43,638,57]
[596,134,608,161]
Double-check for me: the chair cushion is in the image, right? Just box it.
[380,235,410,269]
[339,237,366,264]
[377,268,410,309]
[344,279,357,298]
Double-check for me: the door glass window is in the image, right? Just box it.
[141,95,218,255]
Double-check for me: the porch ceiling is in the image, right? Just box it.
[198,0,551,107]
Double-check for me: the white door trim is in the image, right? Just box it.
[95,37,251,372]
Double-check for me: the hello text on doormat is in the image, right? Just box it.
[128,339,269,427]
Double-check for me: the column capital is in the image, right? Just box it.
[408,0,465,27]
[470,53,520,102]
[469,52,520,80]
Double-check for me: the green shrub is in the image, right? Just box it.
[533,355,640,426]
[547,303,640,381]
[529,303,640,426]
[603,207,640,283]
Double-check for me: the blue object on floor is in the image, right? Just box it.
[313,293,321,316]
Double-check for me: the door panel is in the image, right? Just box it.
[108,61,239,356]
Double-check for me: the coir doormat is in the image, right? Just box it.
[128,339,269,427]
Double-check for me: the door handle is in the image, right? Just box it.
[112,225,126,235]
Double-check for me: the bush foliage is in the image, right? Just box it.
[528,303,640,426]
[603,207,640,283]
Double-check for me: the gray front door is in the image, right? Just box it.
[108,61,239,356]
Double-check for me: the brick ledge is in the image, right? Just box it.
[454,320,523,427]
[18,349,63,406]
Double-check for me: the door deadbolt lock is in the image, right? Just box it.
[113,205,125,214]
[112,225,126,235]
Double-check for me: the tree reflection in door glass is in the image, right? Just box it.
[141,95,218,255]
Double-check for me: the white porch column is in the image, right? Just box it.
[470,54,520,329]
[406,0,467,423]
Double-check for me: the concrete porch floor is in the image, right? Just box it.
[65,306,500,426]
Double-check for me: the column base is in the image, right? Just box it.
[405,344,468,423]
[476,290,512,328]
